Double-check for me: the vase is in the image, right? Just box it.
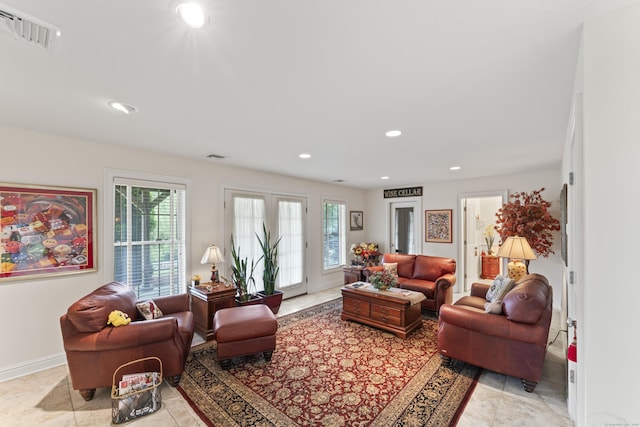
[257,290,284,314]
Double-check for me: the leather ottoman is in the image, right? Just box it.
[212,304,278,369]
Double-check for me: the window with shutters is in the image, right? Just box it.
[322,199,346,271]
[113,178,186,299]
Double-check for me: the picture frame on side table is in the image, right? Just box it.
[350,210,364,231]
[1,183,97,282]
[425,209,452,243]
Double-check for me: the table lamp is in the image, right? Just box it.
[495,236,537,282]
[200,245,224,284]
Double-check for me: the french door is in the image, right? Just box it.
[224,189,307,299]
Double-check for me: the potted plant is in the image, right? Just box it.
[494,187,561,271]
[256,223,283,313]
[369,270,398,291]
[230,235,262,305]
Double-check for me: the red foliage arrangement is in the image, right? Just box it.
[494,188,560,258]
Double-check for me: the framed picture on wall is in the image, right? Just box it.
[350,210,364,231]
[425,209,452,243]
[0,183,97,282]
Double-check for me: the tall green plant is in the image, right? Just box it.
[230,235,260,302]
[256,223,282,295]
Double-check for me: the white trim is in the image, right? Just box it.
[0,353,67,383]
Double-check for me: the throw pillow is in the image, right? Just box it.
[136,300,163,320]
[484,277,515,314]
[493,277,515,303]
[486,275,506,302]
[383,262,398,278]
[484,301,503,314]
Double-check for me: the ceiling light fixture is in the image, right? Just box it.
[108,101,137,114]
[385,130,402,138]
[449,166,461,171]
[299,153,311,159]
[176,3,206,28]
[381,176,390,180]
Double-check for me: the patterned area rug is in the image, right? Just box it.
[177,299,480,426]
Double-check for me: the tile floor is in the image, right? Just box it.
[0,286,573,426]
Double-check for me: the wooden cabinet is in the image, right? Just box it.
[481,255,500,279]
[343,266,366,285]
[341,287,422,338]
[188,284,237,341]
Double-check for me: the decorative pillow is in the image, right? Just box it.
[494,278,515,303]
[136,300,163,320]
[484,301,503,314]
[383,262,398,278]
[486,275,508,302]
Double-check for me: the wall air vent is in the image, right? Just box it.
[0,3,61,50]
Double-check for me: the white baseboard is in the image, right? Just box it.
[0,353,67,383]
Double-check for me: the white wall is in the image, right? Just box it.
[365,167,564,307]
[579,5,640,424]
[0,125,365,380]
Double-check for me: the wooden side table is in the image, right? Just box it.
[188,284,237,341]
[481,255,500,279]
[343,266,366,285]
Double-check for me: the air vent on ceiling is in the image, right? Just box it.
[0,3,61,50]
[206,153,227,159]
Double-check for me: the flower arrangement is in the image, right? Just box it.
[495,187,560,258]
[369,270,398,291]
[349,242,381,265]
[483,224,496,255]
[191,274,201,286]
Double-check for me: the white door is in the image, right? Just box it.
[224,189,307,299]
[389,201,419,254]
[566,94,583,421]
[458,192,507,293]
[463,199,480,291]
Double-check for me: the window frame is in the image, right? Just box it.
[105,169,192,296]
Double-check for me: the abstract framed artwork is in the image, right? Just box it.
[425,209,453,243]
[350,210,364,231]
[1,183,97,281]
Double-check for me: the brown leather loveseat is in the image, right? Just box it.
[437,273,553,392]
[365,253,456,314]
[60,282,195,400]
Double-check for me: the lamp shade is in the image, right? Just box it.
[496,236,537,260]
[200,245,224,264]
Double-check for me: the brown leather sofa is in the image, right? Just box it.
[364,253,456,314]
[437,273,553,392]
[60,282,195,401]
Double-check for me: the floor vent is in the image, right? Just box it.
[0,3,60,50]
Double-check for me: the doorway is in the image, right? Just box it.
[457,191,507,292]
[389,200,420,255]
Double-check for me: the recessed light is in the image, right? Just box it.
[385,130,402,138]
[108,101,137,114]
[450,166,461,171]
[299,153,311,159]
[176,3,206,28]
[381,176,390,180]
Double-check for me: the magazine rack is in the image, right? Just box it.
[111,357,163,424]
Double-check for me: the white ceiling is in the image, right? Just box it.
[0,1,591,188]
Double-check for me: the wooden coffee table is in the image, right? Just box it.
[341,282,426,338]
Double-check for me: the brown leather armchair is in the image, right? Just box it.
[437,274,553,392]
[59,282,195,401]
[364,253,456,314]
